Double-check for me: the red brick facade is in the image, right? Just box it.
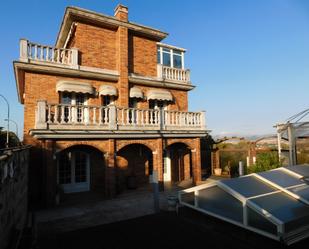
[15,4,206,206]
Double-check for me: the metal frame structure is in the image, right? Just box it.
[179,166,309,245]
[276,108,309,165]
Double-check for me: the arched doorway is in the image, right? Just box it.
[57,145,104,193]
[166,143,192,183]
[117,144,153,191]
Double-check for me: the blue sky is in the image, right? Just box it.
[0,0,309,138]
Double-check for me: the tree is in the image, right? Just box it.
[0,130,20,148]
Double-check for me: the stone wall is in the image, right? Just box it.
[0,146,30,249]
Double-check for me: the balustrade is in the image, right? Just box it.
[44,104,110,126]
[35,101,206,131]
[157,64,190,83]
[19,39,78,67]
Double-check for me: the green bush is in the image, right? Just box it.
[247,152,281,173]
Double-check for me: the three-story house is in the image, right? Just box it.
[14,5,207,206]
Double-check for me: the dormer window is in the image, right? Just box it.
[157,43,185,69]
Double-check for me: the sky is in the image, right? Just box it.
[0,0,309,139]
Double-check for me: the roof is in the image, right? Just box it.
[56,6,168,48]
[179,165,309,245]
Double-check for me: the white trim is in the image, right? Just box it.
[281,167,304,179]
[181,51,185,69]
[157,42,186,52]
[217,181,246,203]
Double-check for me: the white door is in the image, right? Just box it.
[58,151,90,193]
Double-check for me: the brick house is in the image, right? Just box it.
[13,5,208,206]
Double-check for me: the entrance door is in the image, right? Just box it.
[58,151,90,193]
[171,149,185,182]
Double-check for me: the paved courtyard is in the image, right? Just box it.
[35,180,198,236]
[34,178,309,249]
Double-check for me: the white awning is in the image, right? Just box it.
[147,89,173,101]
[56,80,95,95]
[129,87,144,99]
[99,85,118,96]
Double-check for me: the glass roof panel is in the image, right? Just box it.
[249,191,309,225]
[257,169,303,188]
[247,206,278,235]
[289,185,309,201]
[198,186,243,223]
[221,175,277,198]
[285,165,309,177]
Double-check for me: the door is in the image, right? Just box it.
[58,151,90,193]
[60,92,87,123]
[171,149,185,182]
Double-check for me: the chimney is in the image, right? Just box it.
[114,4,128,22]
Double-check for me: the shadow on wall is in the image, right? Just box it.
[116,144,153,192]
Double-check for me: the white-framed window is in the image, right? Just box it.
[60,92,88,123]
[60,92,88,106]
[57,150,90,193]
[157,46,184,69]
[149,100,168,110]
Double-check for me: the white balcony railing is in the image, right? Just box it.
[157,64,190,83]
[19,39,78,68]
[35,101,206,131]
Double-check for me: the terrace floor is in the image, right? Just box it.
[33,176,309,249]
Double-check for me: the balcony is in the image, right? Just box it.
[157,64,190,84]
[19,39,78,68]
[35,101,206,132]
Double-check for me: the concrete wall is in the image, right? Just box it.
[0,146,30,249]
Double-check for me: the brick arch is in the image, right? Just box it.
[55,141,106,154]
[166,139,194,150]
[116,140,156,153]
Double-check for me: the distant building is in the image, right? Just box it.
[14,5,207,206]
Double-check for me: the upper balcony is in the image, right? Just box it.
[156,43,190,84]
[19,39,79,69]
[18,39,191,84]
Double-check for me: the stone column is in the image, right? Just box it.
[152,139,163,190]
[43,140,56,207]
[105,139,116,197]
[192,138,202,184]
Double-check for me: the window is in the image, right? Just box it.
[149,100,167,110]
[157,45,184,69]
[162,48,171,67]
[129,98,138,108]
[60,92,87,123]
[173,50,182,69]
[102,95,111,106]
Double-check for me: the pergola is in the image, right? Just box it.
[275,108,309,165]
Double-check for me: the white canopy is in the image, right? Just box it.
[99,85,118,96]
[56,80,95,95]
[129,87,144,99]
[146,89,173,101]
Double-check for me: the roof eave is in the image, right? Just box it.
[13,61,24,104]
[55,6,168,48]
